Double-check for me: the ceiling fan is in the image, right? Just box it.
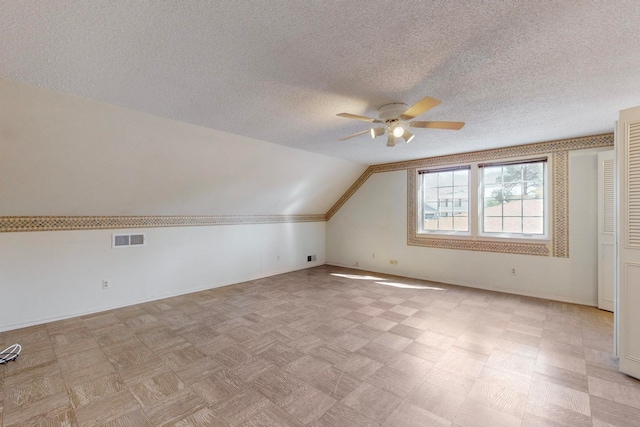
[337,96,464,147]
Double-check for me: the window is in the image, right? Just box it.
[480,159,546,237]
[419,166,470,233]
[416,156,549,242]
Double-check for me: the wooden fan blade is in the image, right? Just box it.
[338,129,370,141]
[337,113,382,123]
[399,97,441,120]
[409,121,465,130]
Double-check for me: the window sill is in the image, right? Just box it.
[418,231,471,238]
[477,233,551,243]
[416,232,550,244]
[408,232,551,256]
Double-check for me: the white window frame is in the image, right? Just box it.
[417,165,471,236]
[416,154,552,243]
[478,157,550,241]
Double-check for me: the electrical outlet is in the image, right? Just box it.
[372,253,375,258]
[511,268,516,275]
[390,260,398,265]
[102,280,110,289]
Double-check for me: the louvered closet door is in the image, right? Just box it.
[618,106,640,380]
[598,150,615,312]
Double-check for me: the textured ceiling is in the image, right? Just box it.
[1,1,639,165]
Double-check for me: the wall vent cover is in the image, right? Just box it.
[113,233,146,248]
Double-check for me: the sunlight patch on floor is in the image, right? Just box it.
[375,281,445,290]
[331,272,444,290]
[331,273,385,280]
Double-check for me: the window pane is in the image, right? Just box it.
[424,218,439,230]
[453,185,467,201]
[423,201,438,220]
[503,165,522,182]
[484,217,502,233]
[524,164,543,197]
[454,170,468,186]
[438,217,454,231]
[484,185,518,202]
[483,184,502,199]
[439,186,453,198]
[524,182,544,199]
[438,172,453,187]
[483,166,502,184]
[503,217,522,233]
[502,200,522,216]
[420,169,469,233]
[423,187,438,200]
[454,215,469,231]
[523,217,544,234]
[484,200,502,216]
[481,160,546,237]
[523,199,543,216]
[508,182,523,199]
[423,173,438,188]
[523,163,543,181]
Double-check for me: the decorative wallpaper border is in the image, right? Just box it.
[0,214,327,233]
[327,133,613,220]
[552,151,569,258]
[408,238,550,256]
[2,133,612,235]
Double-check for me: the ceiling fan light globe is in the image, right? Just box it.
[403,130,415,143]
[387,133,395,147]
[370,127,385,138]
[392,125,404,138]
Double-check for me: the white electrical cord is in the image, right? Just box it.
[0,343,21,364]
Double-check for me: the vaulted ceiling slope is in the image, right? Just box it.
[1,1,639,166]
[0,78,365,216]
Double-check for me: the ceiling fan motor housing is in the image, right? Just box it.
[378,103,408,121]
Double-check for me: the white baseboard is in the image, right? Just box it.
[325,262,597,307]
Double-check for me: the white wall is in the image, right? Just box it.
[327,148,605,306]
[0,79,367,331]
[0,221,325,331]
[0,78,366,216]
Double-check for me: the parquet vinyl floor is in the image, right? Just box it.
[1,266,638,426]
